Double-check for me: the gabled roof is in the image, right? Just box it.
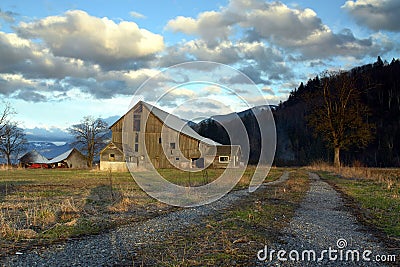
[19,150,49,164]
[141,102,221,146]
[48,148,84,163]
[100,141,124,154]
[111,101,221,146]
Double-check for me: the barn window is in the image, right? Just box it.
[219,156,229,163]
[170,142,176,149]
[134,143,139,152]
[109,154,115,161]
[135,133,139,142]
[134,119,140,131]
[176,157,180,161]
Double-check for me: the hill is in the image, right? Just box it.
[192,57,400,167]
[274,56,400,167]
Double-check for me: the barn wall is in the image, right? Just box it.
[104,102,241,171]
[111,119,123,144]
[66,151,87,169]
[100,161,128,172]
[143,106,202,169]
[100,146,124,162]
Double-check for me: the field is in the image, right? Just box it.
[2,166,399,262]
[135,169,310,265]
[0,167,282,256]
[309,164,400,238]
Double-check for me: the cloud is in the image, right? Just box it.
[261,87,275,95]
[0,9,17,23]
[343,0,400,32]
[16,10,164,68]
[166,0,392,60]
[130,11,146,19]
[165,11,237,47]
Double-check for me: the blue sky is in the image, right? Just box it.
[0,0,399,132]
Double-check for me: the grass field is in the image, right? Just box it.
[134,169,309,265]
[309,164,400,238]
[0,166,282,256]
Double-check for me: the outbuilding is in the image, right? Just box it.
[48,148,87,169]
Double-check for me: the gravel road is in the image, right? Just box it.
[2,172,290,267]
[266,172,396,267]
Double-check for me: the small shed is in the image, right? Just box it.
[48,148,87,169]
[99,142,127,172]
[19,150,50,168]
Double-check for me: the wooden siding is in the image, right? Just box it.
[101,102,242,171]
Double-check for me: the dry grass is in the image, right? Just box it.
[134,170,310,266]
[0,169,171,256]
[0,167,283,256]
[309,160,400,198]
[310,161,400,237]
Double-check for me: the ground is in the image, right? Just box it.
[0,167,399,266]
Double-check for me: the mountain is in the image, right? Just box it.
[209,105,276,123]
[25,127,72,143]
[103,115,120,126]
[24,142,73,160]
[192,57,400,167]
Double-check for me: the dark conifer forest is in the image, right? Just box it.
[194,57,400,167]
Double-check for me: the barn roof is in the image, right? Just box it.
[19,150,49,164]
[111,101,221,146]
[48,148,84,163]
[216,145,241,155]
[141,102,221,146]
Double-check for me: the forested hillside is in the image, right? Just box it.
[195,57,400,167]
[275,57,400,167]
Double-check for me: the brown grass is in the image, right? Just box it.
[133,170,310,266]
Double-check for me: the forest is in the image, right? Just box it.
[194,57,400,167]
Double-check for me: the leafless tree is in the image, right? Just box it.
[307,71,374,167]
[0,122,27,166]
[0,102,12,133]
[68,116,109,167]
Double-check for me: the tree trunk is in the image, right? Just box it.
[6,153,11,166]
[334,147,340,168]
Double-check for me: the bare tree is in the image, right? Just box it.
[68,116,109,168]
[307,71,374,167]
[0,122,27,166]
[0,102,12,133]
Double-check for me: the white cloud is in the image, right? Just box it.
[343,0,400,32]
[166,11,237,47]
[130,11,146,19]
[17,10,164,67]
[165,0,392,60]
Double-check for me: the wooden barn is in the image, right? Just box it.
[19,148,87,169]
[100,101,242,172]
[48,148,87,169]
[19,150,50,168]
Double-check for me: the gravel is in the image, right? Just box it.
[2,172,290,267]
[265,172,395,267]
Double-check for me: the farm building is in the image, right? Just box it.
[19,150,50,168]
[19,148,87,169]
[48,148,87,169]
[100,101,242,172]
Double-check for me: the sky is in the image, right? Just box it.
[0,0,399,132]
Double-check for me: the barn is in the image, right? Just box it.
[100,101,242,172]
[19,150,50,168]
[48,148,87,169]
[19,148,87,169]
